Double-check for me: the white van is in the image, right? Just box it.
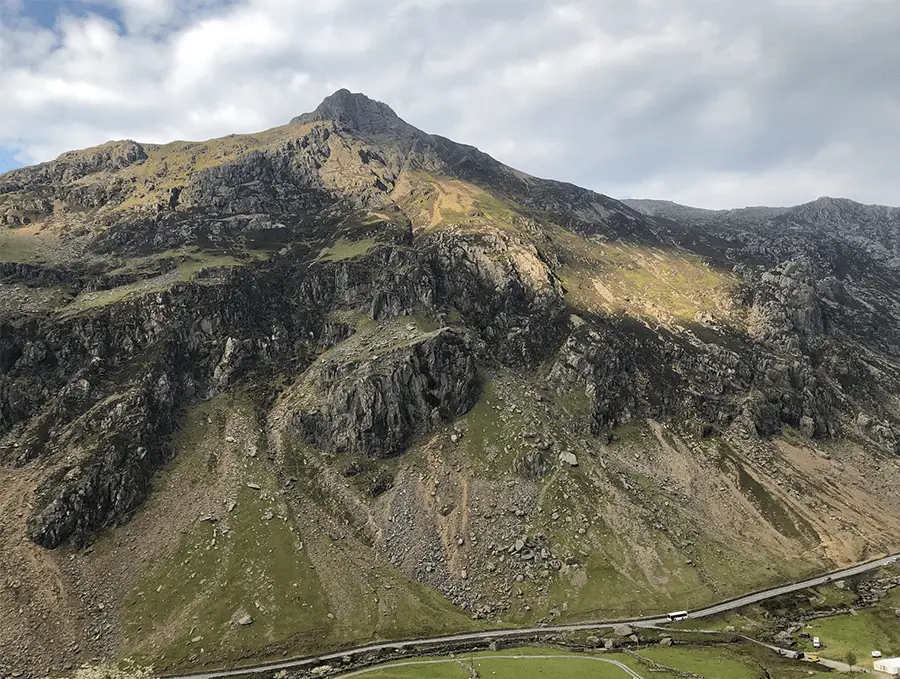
[813,637,821,649]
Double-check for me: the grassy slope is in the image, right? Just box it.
[59,248,273,315]
[552,228,741,328]
[120,398,333,668]
[121,394,480,672]
[317,238,378,262]
[0,224,52,263]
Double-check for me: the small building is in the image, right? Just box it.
[874,658,900,675]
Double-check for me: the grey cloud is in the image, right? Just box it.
[0,0,897,208]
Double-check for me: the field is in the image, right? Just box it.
[793,586,900,668]
[342,644,840,679]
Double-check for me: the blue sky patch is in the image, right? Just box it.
[7,1,124,31]
[0,147,25,175]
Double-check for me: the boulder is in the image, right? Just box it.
[559,452,578,467]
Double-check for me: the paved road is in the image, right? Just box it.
[336,654,645,679]
[684,553,900,620]
[166,552,899,679]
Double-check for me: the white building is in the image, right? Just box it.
[874,658,900,675]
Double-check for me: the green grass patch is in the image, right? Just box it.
[362,662,466,679]
[469,656,633,679]
[63,251,257,314]
[626,643,837,679]
[0,226,52,263]
[796,603,900,668]
[360,648,642,679]
[123,483,332,669]
[634,646,757,678]
[317,238,377,262]
[344,644,837,679]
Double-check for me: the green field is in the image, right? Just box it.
[628,646,765,679]
[352,651,639,679]
[795,587,900,668]
[342,644,840,679]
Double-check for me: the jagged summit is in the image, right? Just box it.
[290,88,410,136]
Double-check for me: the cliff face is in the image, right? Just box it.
[293,328,480,459]
[3,90,900,674]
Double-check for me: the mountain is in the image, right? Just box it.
[3,90,900,675]
[625,197,900,267]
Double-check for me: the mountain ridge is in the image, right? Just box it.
[6,89,895,217]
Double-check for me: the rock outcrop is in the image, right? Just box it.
[1,88,899,556]
[293,328,479,459]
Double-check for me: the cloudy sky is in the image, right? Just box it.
[0,0,897,209]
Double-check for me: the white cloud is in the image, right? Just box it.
[0,0,897,209]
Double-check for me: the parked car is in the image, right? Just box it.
[778,649,803,660]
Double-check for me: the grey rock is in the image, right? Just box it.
[293,329,479,459]
[558,451,578,467]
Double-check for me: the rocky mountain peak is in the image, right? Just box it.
[290,89,409,136]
